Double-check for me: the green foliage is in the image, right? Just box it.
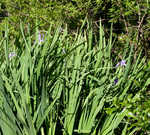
[108,0,150,51]
[105,50,150,134]
[0,19,150,135]
[107,91,150,134]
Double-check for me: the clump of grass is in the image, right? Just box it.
[0,19,149,135]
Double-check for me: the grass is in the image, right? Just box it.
[0,19,149,135]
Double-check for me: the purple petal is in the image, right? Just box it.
[115,62,120,68]
[120,60,126,66]
[9,52,16,59]
[38,33,41,41]
[38,33,44,44]
[114,78,118,85]
[116,60,126,68]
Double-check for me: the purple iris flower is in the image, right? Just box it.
[8,52,16,59]
[116,60,126,67]
[114,78,118,85]
[38,33,44,44]
[120,60,126,66]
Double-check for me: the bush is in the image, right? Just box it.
[0,0,149,60]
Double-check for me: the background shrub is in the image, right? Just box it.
[0,0,149,58]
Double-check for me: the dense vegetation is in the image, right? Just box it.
[0,0,150,135]
[0,0,149,59]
